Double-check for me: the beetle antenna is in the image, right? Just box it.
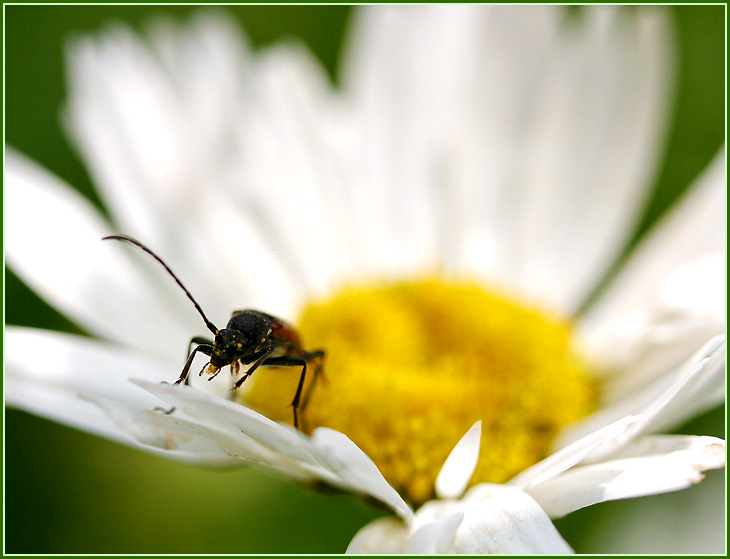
[103,235,219,335]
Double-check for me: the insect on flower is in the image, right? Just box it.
[103,235,325,430]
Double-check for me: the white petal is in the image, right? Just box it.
[310,428,414,521]
[5,326,172,445]
[556,336,725,456]
[233,44,360,298]
[64,18,302,318]
[404,511,464,554]
[342,6,559,279]
[124,380,370,480]
[191,196,304,319]
[341,6,458,277]
[514,7,675,312]
[145,12,254,167]
[449,484,573,553]
[5,148,193,360]
[586,249,725,401]
[435,421,482,499]
[528,435,725,518]
[347,516,409,554]
[509,415,643,490]
[350,484,573,554]
[618,338,724,437]
[186,39,356,314]
[132,380,413,519]
[579,147,725,399]
[607,434,726,460]
[133,379,328,464]
[343,7,674,312]
[83,394,256,466]
[429,6,567,285]
[64,24,202,242]
[147,14,354,311]
[583,465,726,553]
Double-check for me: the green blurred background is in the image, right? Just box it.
[4,5,725,554]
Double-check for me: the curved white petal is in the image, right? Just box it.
[624,337,724,437]
[417,485,573,553]
[310,428,414,521]
[5,148,194,360]
[509,415,643,490]
[528,435,725,518]
[5,326,172,445]
[130,380,413,520]
[404,511,464,554]
[130,379,332,465]
[347,516,409,554]
[605,434,726,460]
[580,147,726,400]
[435,421,482,499]
[348,484,573,554]
[82,394,256,466]
[583,466,726,554]
[449,484,573,553]
[556,336,725,455]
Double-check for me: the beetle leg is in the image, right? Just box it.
[232,347,275,391]
[298,350,325,416]
[187,336,213,359]
[176,343,213,385]
[260,355,315,431]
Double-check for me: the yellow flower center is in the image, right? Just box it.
[244,279,596,505]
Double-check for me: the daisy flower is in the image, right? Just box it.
[6,6,725,553]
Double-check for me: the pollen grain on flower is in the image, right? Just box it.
[244,279,596,505]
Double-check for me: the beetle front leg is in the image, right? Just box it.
[175,343,213,385]
[187,336,213,358]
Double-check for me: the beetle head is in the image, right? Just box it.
[210,328,250,367]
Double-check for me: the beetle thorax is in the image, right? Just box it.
[226,311,273,345]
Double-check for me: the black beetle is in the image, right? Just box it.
[103,235,324,430]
